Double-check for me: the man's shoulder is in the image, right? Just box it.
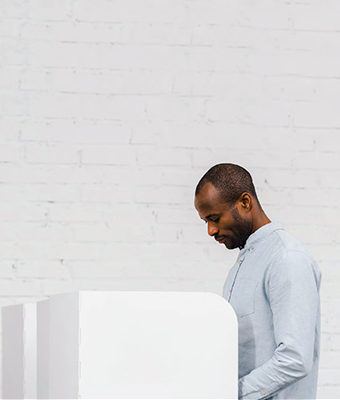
[266,227,312,259]
[265,229,321,282]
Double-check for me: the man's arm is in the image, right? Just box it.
[238,250,321,400]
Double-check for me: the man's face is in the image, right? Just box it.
[194,182,253,249]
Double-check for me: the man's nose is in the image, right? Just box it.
[207,222,218,237]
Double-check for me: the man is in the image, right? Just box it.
[194,163,321,400]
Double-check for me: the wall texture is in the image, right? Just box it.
[1,0,340,398]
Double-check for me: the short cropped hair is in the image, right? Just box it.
[195,163,259,205]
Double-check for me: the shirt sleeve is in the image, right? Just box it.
[238,250,321,400]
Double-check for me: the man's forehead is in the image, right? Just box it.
[196,182,222,202]
[195,182,225,212]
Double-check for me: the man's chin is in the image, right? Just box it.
[223,239,238,250]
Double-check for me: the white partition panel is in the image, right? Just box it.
[3,291,238,399]
[2,303,37,400]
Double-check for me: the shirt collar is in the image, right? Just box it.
[241,221,284,251]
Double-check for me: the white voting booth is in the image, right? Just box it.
[2,291,238,399]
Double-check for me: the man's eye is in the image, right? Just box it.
[211,218,219,223]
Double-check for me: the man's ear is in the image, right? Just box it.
[239,192,252,211]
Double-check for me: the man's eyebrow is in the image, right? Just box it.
[202,213,220,220]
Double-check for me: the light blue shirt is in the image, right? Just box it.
[222,221,321,400]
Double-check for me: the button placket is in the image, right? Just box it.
[228,258,244,301]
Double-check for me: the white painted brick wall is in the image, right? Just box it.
[1,0,340,398]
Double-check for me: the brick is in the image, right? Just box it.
[0,118,20,140]
[0,202,46,222]
[21,21,76,42]
[73,0,188,24]
[0,280,43,296]
[155,167,202,187]
[0,222,74,242]
[0,261,15,278]
[192,148,295,169]
[187,0,242,25]
[0,18,21,37]
[46,165,132,185]
[0,67,21,89]
[79,184,131,203]
[2,92,26,116]
[25,142,79,164]
[28,0,72,21]
[192,25,253,48]
[75,22,131,43]
[243,100,293,127]
[80,144,136,165]
[194,72,262,98]
[0,142,22,162]
[23,183,80,202]
[318,368,340,386]
[157,206,198,225]
[204,98,243,123]
[102,203,156,226]
[181,224,214,244]
[188,46,248,72]
[240,1,292,30]
[294,102,340,128]
[1,37,25,65]
[136,145,191,167]
[80,94,144,120]
[21,119,131,144]
[69,260,125,279]
[80,43,188,70]
[70,69,172,95]
[288,224,338,245]
[41,280,80,297]
[290,129,339,153]
[131,23,192,46]
[73,121,132,144]
[285,54,340,78]
[320,282,340,300]
[155,122,212,148]
[262,76,315,102]
[0,164,51,183]
[292,3,340,31]
[2,0,26,18]
[48,203,105,222]
[330,334,340,351]
[134,185,193,205]
[74,223,125,242]
[26,41,80,68]
[28,92,80,118]
[257,188,292,208]
[20,68,49,91]
[319,351,340,370]
[152,224,179,243]
[293,151,340,170]
[292,188,340,207]
[262,169,321,189]
[130,121,162,145]
[15,260,70,279]
[292,31,340,56]
[0,242,18,258]
[128,224,154,242]
[309,244,338,263]
[313,79,340,104]
[317,385,340,399]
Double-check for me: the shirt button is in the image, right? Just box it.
[262,393,265,396]
[238,260,241,264]
[229,289,231,292]
[250,246,254,250]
